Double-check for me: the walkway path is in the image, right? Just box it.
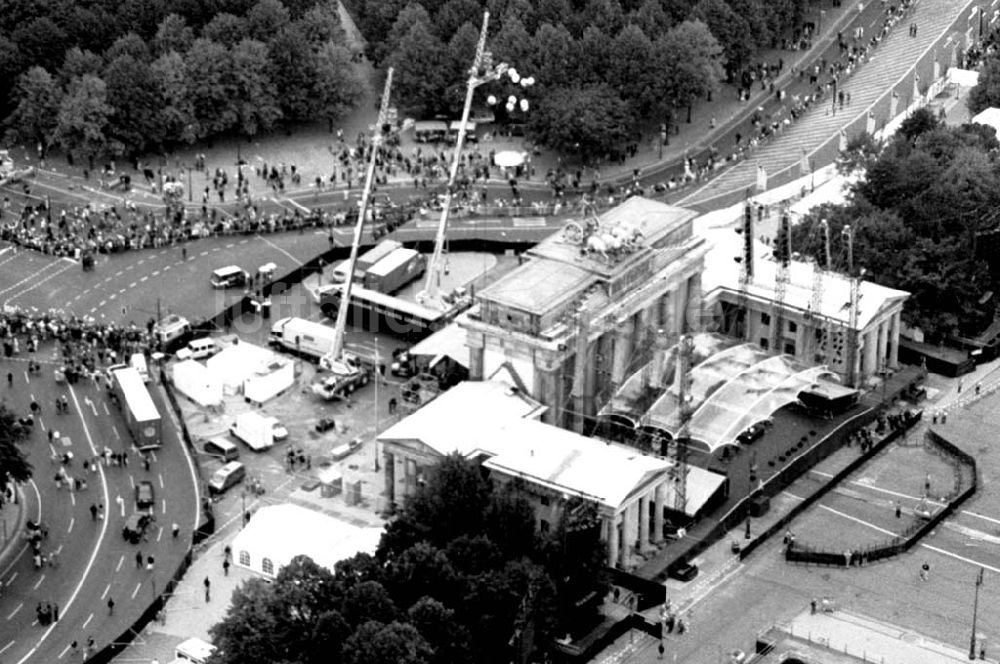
[679,0,977,208]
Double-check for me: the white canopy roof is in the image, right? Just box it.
[972,107,1000,136]
[407,322,470,369]
[231,504,383,577]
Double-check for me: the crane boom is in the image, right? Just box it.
[328,68,395,364]
[421,11,497,307]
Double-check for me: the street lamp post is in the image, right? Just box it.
[187,166,192,202]
[970,567,984,659]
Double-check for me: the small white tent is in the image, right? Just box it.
[171,360,222,407]
[206,342,279,396]
[231,504,383,578]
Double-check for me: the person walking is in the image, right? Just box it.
[204,577,211,602]
[146,554,155,571]
[107,597,115,615]
[89,503,98,521]
[223,558,230,576]
[135,551,143,569]
[172,522,180,538]
[895,501,902,519]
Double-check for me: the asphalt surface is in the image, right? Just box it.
[0,352,199,664]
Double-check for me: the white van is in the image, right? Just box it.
[177,337,218,361]
[174,637,217,664]
[129,353,150,383]
[208,461,245,495]
[210,265,249,289]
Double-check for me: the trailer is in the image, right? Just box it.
[363,248,426,294]
[108,365,162,451]
[268,317,337,361]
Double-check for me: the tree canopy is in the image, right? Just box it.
[209,454,606,664]
[0,403,33,486]
[793,110,1000,339]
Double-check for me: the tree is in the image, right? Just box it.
[247,0,290,41]
[342,580,399,628]
[268,25,320,122]
[897,106,941,143]
[53,74,113,161]
[10,17,68,72]
[104,54,165,157]
[385,542,459,610]
[5,67,62,151]
[57,48,104,87]
[629,0,673,36]
[153,14,195,56]
[443,23,480,111]
[313,41,366,128]
[342,621,434,664]
[0,403,33,485]
[210,556,344,664]
[968,57,1000,115]
[434,0,481,42]
[407,598,473,664]
[608,24,654,118]
[529,23,575,91]
[296,5,349,47]
[202,13,249,47]
[62,4,116,55]
[104,33,152,63]
[229,38,283,137]
[693,0,751,77]
[491,16,533,75]
[528,84,634,161]
[574,26,613,87]
[837,131,882,175]
[151,50,198,144]
[183,38,237,137]
[656,20,725,122]
[355,0,407,65]
[387,22,450,118]
[566,0,626,38]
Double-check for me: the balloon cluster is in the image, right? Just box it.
[486,68,535,113]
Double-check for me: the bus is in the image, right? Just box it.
[108,365,163,451]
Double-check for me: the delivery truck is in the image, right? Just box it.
[332,240,402,284]
[311,359,371,400]
[229,411,285,451]
[363,247,426,294]
[268,317,337,361]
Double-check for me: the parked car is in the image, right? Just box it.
[669,562,699,582]
[122,512,154,543]
[135,480,155,510]
[736,419,773,445]
[315,417,337,433]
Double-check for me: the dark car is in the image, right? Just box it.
[122,513,154,544]
[736,419,773,445]
[135,480,155,510]
[669,562,699,582]
[315,417,337,433]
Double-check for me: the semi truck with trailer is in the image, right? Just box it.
[332,239,402,284]
[363,247,426,295]
[108,364,163,451]
[268,317,337,361]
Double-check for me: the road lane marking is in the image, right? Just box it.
[158,474,164,489]
[115,556,123,573]
[32,575,44,590]
[131,582,140,599]
[70,492,75,507]
[140,276,148,282]
[67,517,73,532]
[129,282,136,288]
[6,602,23,620]
[82,613,92,629]
[157,526,163,542]
[58,643,70,658]
[103,402,109,415]
[161,499,166,514]
[113,426,120,440]
[0,641,14,655]
[101,583,110,599]
[152,271,160,276]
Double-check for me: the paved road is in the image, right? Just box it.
[0,215,564,327]
[0,353,199,664]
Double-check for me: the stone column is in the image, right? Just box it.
[676,278,690,334]
[607,514,620,568]
[571,339,597,433]
[467,333,485,380]
[877,320,888,373]
[863,329,878,380]
[538,367,561,426]
[621,503,636,569]
[384,452,395,504]
[638,495,650,549]
[888,312,900,369]
[686,273,703,333]
[653,484,665,544]
[611,318,635,389]
[659,291,676,339]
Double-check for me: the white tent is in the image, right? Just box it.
[243,357,295,404]
[232,504,383,578]
[949,68,980,88]
[170,360,222,407]
[972,107,1000,136]
[206,342,279,396]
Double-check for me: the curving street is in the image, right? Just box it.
[0,351,199,664]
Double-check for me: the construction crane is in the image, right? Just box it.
[770,210,792,353]
[671,334,694,514]
[807,219,831,365]
[732,201,755,339]
[324,68,395,373]
[419,11,501,309]
[842,224,862,387]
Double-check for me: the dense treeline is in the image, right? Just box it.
[1,0,365,161]
[794,109,1000,339]
[209,455,608,664]
[346,0,808,158]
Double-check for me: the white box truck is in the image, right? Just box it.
[229,412,286,451]
[268,317,337,361]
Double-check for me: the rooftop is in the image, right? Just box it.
[700,227,909,330]
[480,259,595,314]
[377,379,546,456]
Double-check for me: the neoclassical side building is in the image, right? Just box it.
[459,197,710,431]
